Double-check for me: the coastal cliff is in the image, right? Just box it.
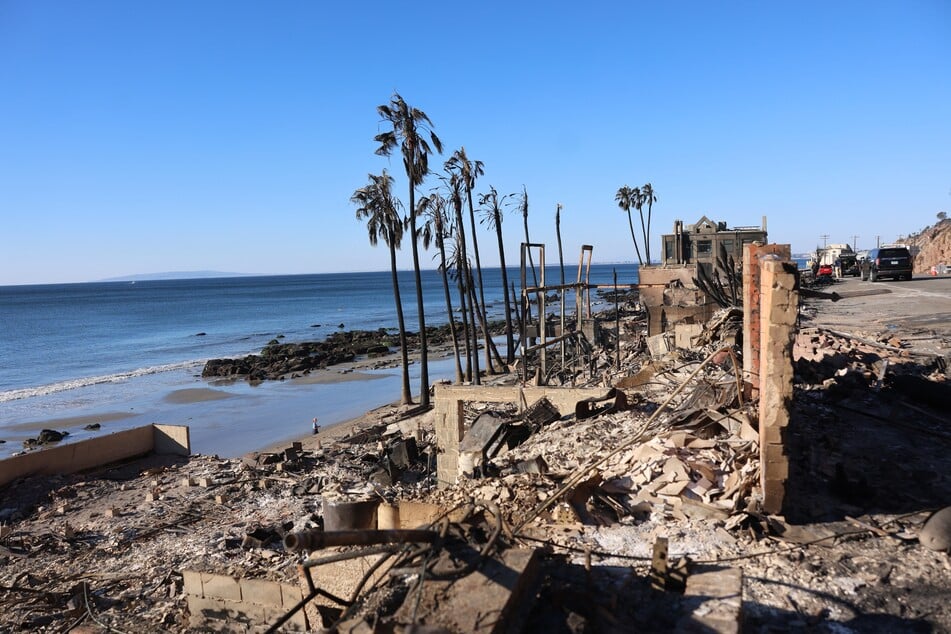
[903,217,951,274]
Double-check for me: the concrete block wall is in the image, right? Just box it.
[183,570,307,631]
[0,424,190,488]
[433,384,617,487]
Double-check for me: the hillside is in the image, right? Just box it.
[902,217,951,274]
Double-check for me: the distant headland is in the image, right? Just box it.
[97,271,250,282]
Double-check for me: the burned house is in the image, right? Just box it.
[661,215,768,276]
[642,216,771,336]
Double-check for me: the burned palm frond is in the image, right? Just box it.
[694,244,743,308]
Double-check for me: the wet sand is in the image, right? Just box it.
[1,344,455,459]
[3,410,141,433]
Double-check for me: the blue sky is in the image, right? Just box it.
[1,1,948,285]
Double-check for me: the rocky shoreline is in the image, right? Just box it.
[200,320,510,382]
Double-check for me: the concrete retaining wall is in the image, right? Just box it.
[0,424,190,487]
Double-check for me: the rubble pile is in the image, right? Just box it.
[1,289,950,632]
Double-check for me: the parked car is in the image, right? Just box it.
[860,247,914,281]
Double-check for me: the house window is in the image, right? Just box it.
[697,240,713,256]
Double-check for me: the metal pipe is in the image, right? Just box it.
[284,529,439,553]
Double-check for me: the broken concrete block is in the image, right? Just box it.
[239,578,282,608]
[377,504,400,530]
[201,572,241,601]
[675,323,703,349]
[677,566,743,633]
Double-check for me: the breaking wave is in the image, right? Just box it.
[0,360,206,403]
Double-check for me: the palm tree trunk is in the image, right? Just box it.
[466,190,494,375]
[388,243,413,404]
[627,211,643,265]
[465,273,481,385]
[646,200,654,265]
[556,204,565,285]
[495,222,515,364]
[408,189,430,407]
[637,206,649,265]
[455,270,473,382]
[438,248,463,384]
[467,282,506,371]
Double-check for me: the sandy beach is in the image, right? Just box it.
[0,340,455,460]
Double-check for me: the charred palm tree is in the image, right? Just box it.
[615,185,644,265]
[419,193,464,384]
[479,187,515,364]
[446,175,479,383]
[375,93,443,407]
[448,240,477,383]
[351,170,413,405]
[446,148,496,374]
[518,185,538,287]
[555,203,565,284]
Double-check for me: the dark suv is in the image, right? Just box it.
[860,247,913,281]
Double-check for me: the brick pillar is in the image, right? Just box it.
[743,243,792,398]
[759,259,798,515]
[434,384,465,488]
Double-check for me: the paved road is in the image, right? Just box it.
[803,274,951,359]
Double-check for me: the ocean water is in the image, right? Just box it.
[0,264,638,458]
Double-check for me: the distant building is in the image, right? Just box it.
[640,215,770,336]
[660,215,768,276]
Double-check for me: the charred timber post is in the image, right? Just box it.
[284,529,440,553]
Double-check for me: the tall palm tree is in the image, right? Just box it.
[351,170,413,405]
[447,174,480,384]
[615,185,644,265]
[446,148,495,374]
[375,93,443,407]
[641,183,657,265]
[479,187,515,364]
[419,192,464,384]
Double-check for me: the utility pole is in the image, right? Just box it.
[820,234,829,248]
[876,235,881,248]
[851,235,859,251]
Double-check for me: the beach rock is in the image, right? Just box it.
[201,330,399,381]
[23,429,69,447]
